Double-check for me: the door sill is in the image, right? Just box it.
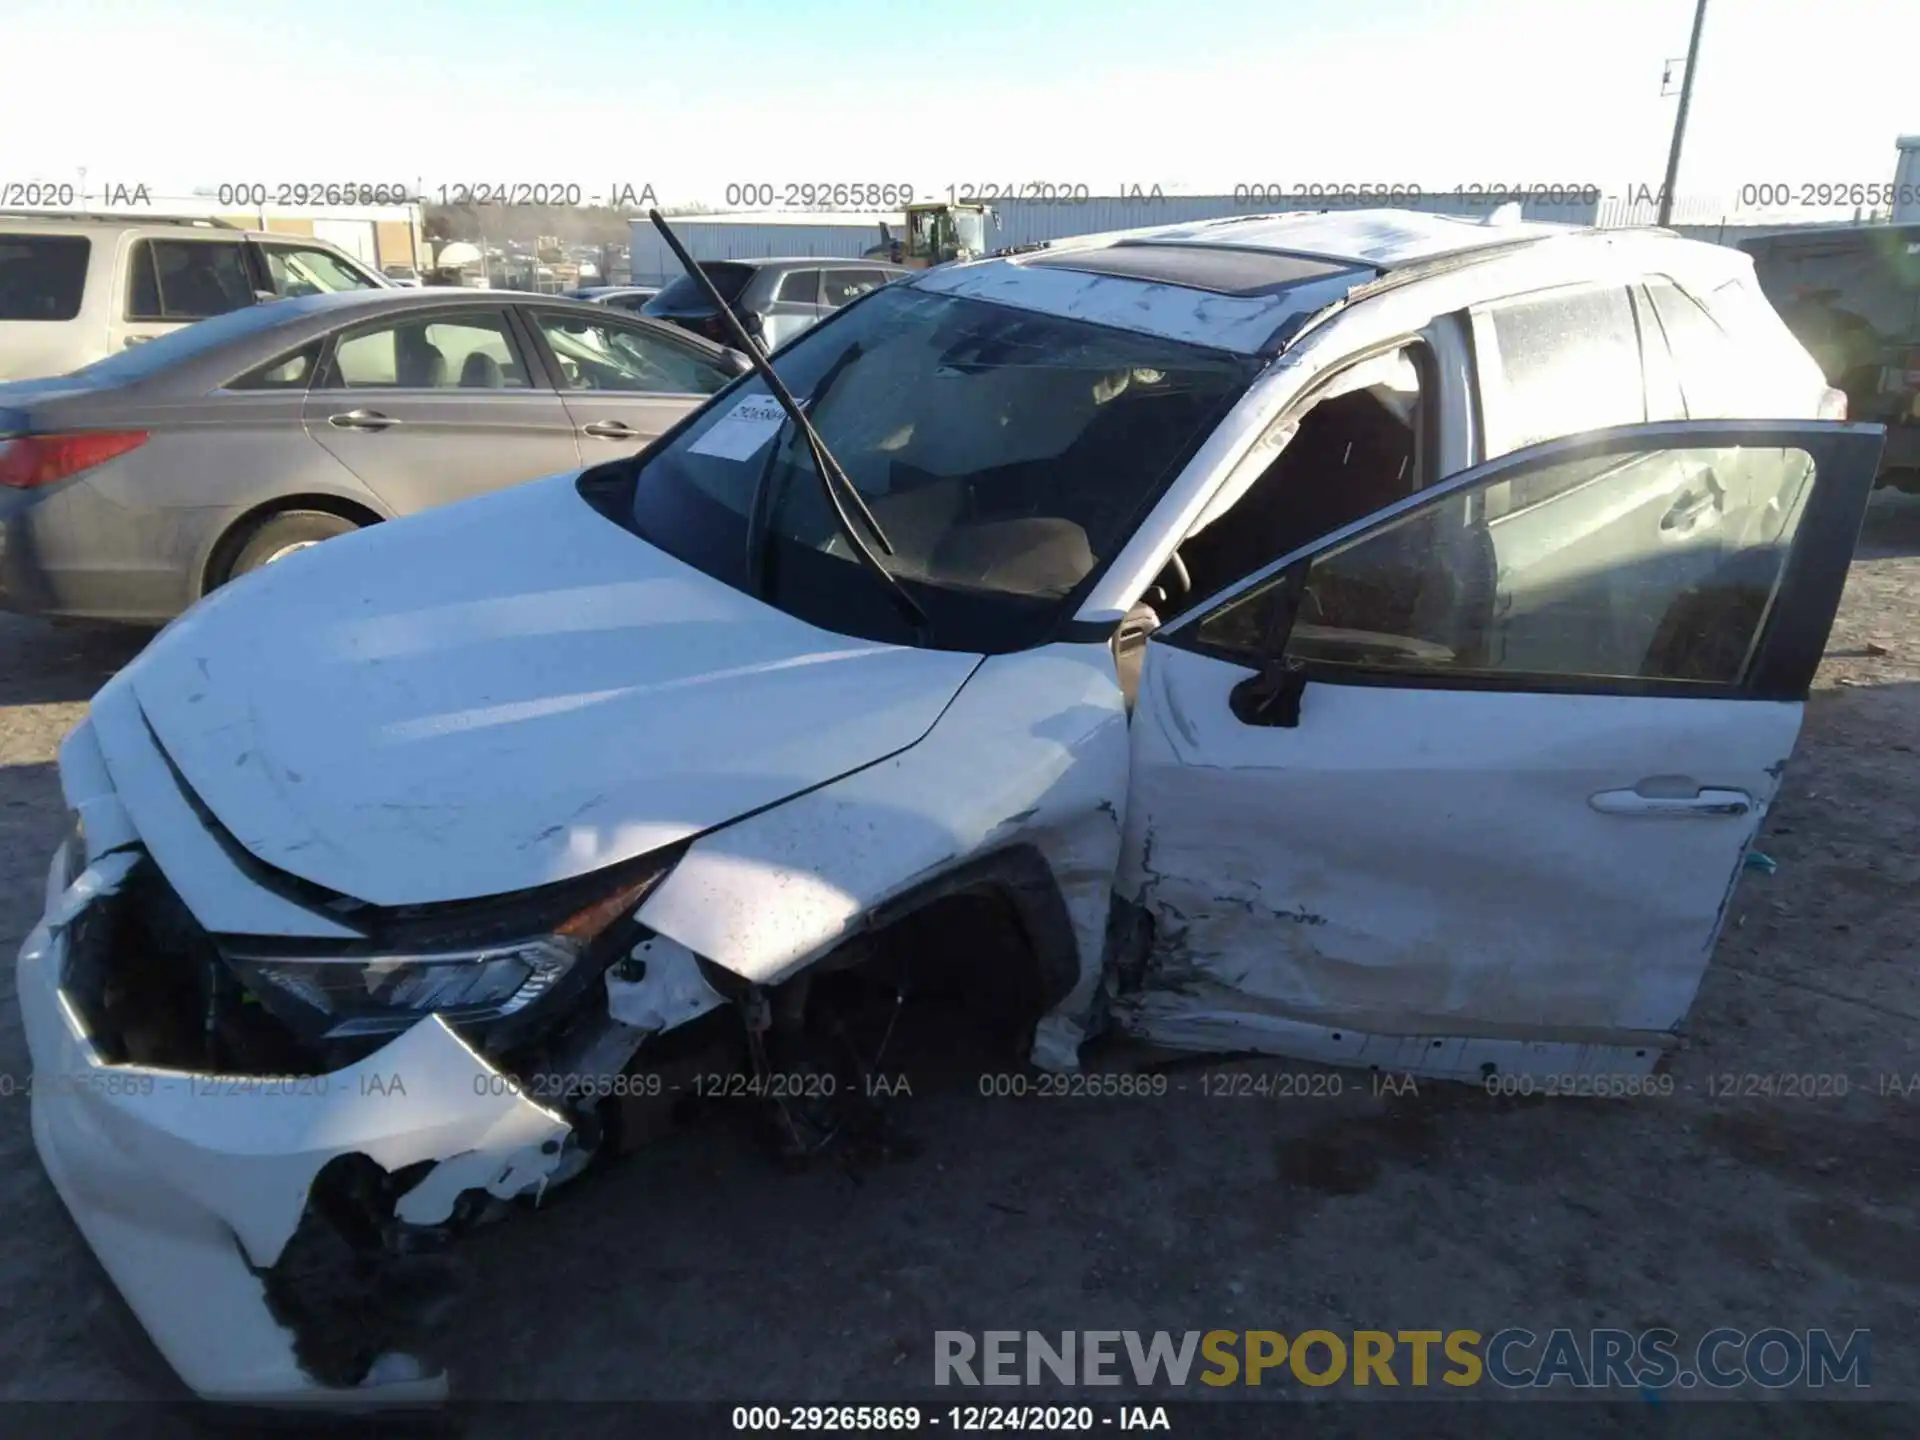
[1115,991,1677,1082]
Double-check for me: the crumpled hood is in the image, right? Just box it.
[119,472,981,907]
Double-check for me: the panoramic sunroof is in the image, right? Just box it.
[1022,241,1374,297]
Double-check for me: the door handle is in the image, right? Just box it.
[581,420,639,439]
[1660,475,1724,531]
[1589,786,1752,818]
[328,409,400,431]
[123,336,152,347]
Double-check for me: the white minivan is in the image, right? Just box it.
[0,213,389,380]
[18,208,1883,1406]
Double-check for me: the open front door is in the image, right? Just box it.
[1116,419,1884,1079]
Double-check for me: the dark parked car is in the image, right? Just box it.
[643,257,909,349]
[1741,223,1920,488]
[0,288,750,623]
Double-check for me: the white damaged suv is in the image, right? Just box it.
[18,208,1883,1404]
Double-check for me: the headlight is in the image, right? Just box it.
[226,935,581,1040]
[222,857,676,1045]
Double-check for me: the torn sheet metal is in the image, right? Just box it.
[57,719,139,864]
[638,643,1131,1070]
[605,933,726,1033]
[17,861,569,1404]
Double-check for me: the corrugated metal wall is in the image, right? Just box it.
[629,219,888,284]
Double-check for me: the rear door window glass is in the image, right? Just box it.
[1475,285,1646,461]
[0,234,91,320]
[822,269,887,306]
[329,312,529,388]
[648,264,754,310]
[775,269,822,305]
[126,239,255,321]
[230,342,323,390]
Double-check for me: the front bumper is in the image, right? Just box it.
[17,844,573,1407]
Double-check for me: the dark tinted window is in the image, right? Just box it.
[822,269,889,306]
[775,269,822,305]
[0,234,91,321]
[230,341,323,390]
[127,239,255,321]
[646,263,754,312]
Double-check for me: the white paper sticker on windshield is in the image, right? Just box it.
[689,395,788,462]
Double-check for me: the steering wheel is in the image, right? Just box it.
[1142,549,1191,610]
[1164,549,1191,600]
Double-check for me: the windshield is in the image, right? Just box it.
[264,246,380,297]
[613,284,1259,652]
[646,263,754,313]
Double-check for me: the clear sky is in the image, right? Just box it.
[1,0,1913,209]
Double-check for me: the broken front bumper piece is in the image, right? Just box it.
[17,848,573,1406]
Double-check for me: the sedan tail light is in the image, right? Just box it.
[0,431,150,489]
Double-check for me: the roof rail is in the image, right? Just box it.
[1264,232,1571,353]
[0,210,243,229]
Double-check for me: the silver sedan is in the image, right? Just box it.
[0,288,749,623]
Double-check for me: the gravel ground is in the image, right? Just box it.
[1,496,1917,1433]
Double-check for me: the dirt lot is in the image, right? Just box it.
[2,498,1918,1433]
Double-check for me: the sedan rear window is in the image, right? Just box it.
[618,285,1259,652]
[646,263,754,312]
[0,235,91,321]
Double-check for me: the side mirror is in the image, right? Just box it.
[1226,564,1312,728]
[719,348,754,377]
[1229,655,1309,728]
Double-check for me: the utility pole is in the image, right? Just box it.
[1657,0,1709,227]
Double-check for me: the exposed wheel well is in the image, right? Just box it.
[202,494,388,596]
[755,846,1086,1066]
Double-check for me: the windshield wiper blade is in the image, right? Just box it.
[747,339,863,599]
[648,210,927,642]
